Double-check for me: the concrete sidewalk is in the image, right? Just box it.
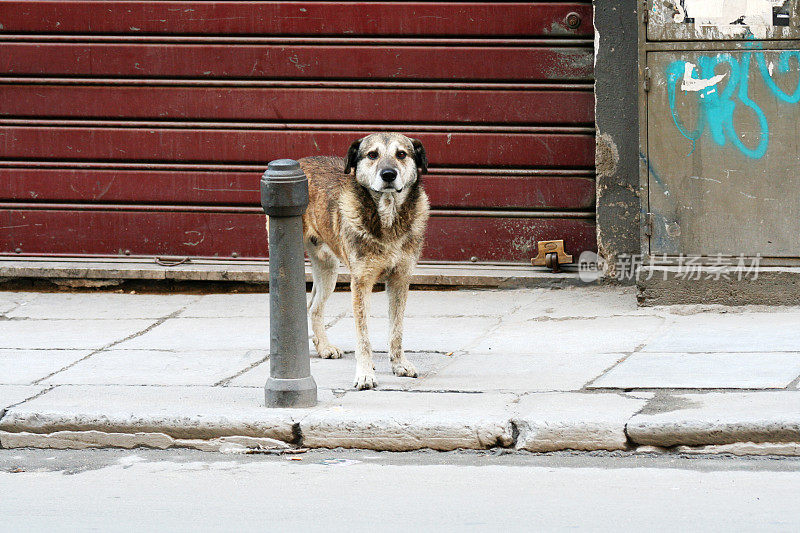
[1,286,799,454]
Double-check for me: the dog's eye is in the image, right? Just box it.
[396,151,407,159]
[367,151,379,160]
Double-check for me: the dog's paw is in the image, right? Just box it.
[317,344,343,359]
[353,371,378,390]
[392,359,418,378]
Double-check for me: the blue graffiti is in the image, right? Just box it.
[666,49,800,159]
[639,150,664,189]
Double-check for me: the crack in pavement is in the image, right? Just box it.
[451,316,505,354]
[214,351,270,387]
[400,317,503,390]
[30,298,201,385]
[580,314,672,390]
[323,311,347,329]
[0,295,34,319]
[523,313,661,322]
[0,384,58,429]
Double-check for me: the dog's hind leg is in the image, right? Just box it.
[350,268,380,390]
[308,246,342,359]
[386,264,418,378]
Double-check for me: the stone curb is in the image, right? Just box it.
[626,392,800,447]
[0,430,289,454]
[513,393,649,452]
[300,393,515,452]
[0,386,302,442]
[2,388,800,454]
[0,387,644,453]
[671,442,800,456]
[4,429,800,457]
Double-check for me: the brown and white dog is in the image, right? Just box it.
[298,132,429,390]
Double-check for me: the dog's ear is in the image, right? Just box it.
[344,138,362,174]
[410,138,428,174]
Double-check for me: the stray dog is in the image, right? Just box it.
[298,133,429,390]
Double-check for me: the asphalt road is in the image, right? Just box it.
[2,449,799,532]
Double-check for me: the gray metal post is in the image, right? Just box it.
[261,159,317,408]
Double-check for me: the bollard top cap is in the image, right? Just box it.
[268,159,301,172]
[263,159,306,184]
[261,158,308,215]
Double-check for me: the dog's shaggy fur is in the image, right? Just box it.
[298,133,429,389]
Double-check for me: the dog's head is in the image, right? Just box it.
[343,133,427,193]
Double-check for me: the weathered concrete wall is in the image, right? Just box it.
[638,266,800,306]
[593,0,641,281]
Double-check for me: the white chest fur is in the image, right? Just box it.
[377,189,409,228]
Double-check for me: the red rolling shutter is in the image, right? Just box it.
[0,1,596,264]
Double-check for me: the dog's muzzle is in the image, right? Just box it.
[377,168,402,192]
[380,169,397,183]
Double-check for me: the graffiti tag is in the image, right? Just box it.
[666,49,800,159]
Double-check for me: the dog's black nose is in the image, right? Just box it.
[380,169,398,182]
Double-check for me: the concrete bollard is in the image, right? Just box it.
[261,159,317,408]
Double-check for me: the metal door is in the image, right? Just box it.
[643,0,800,259]
[1,2,597,265]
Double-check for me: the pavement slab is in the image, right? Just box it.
[230,351,449,390]
[1,287,799,453]
[642,313,800,353]
[0,385,46,412]
[0,292,38,315]
[0,349,93,385]
[590,352,800,389]
[0,319,156,350]
[510,286,643,319]
[42,349,268,386]
[115,317,269,351]
[179,294,269,318]
[627,391,800,447]
[513,392,650,452]
[297,290,361,318]
[469,316,664,355]
[409,352,625,392]
[0,385,310,441]
[348,288,533,318]
[300,391,516,451]
[321,315,498,353]
[5,293,192,320]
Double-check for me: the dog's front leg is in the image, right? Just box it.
[351,271,378,390]
[387,265,417,378]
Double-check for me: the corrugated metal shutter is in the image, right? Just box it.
[0,1,596,264]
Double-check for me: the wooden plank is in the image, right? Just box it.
[0,85,595,125]
[0,43,594,82]
[0,2,594,37]
[0,169,596,210]
[0,128,596,168]
[0,209,596,262]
